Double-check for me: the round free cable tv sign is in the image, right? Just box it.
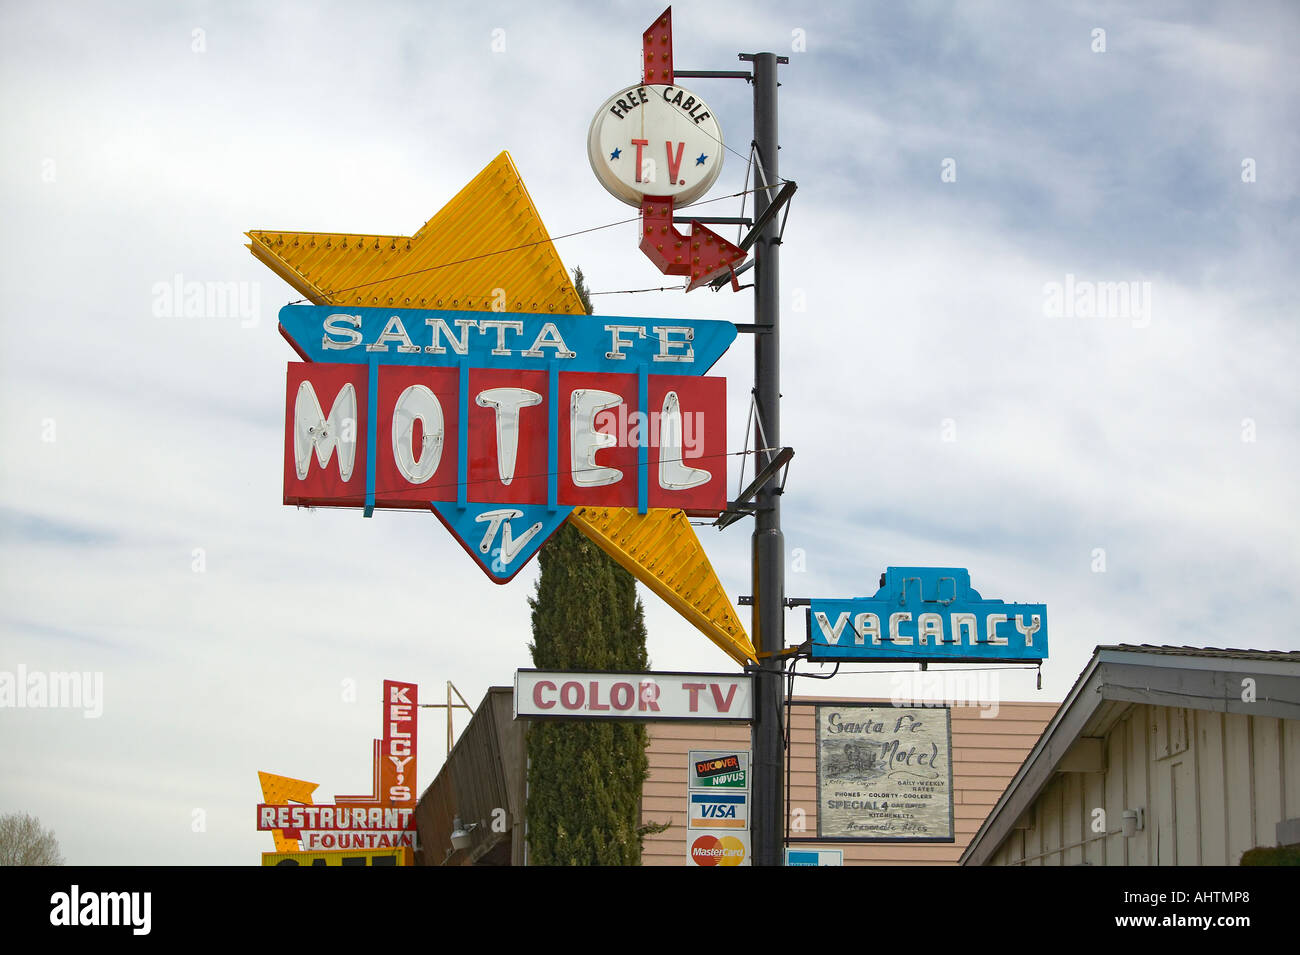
[588,83,724,207]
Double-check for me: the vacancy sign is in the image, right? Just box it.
[281,305,733,583]
[809,567,1048,664]
[514,671,752,722]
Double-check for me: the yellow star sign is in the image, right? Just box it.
[247,151,755,665]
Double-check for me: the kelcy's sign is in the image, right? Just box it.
[514,670,753,722]
[380,681,417,806]
[280,305,733,582]
[256,805,417,851]
[816,705,954,842]
[257,680,418,855]
[807,567,1048,663]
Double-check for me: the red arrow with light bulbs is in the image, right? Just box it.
[638,8,747,291]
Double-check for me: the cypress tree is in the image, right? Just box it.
[524,268,653,865]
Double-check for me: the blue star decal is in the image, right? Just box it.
[610,147,621,160]
[696,153,707,165]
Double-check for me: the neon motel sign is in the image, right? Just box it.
[808,568,1049,664]
[279,305,734,581]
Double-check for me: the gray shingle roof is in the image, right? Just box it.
[1097,644,1300,663]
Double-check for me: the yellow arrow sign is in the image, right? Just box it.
[257,771,319,853]
[569,507,756,665]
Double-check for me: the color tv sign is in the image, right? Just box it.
[280,305,733,582]
[514,670,752,722]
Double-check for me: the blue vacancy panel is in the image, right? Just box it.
[808,567,1047,663]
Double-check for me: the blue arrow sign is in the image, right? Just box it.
[277,305,737,373]
[430,502,570,584]
[807,567,1048,663]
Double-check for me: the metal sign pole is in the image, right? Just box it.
[743,50,788,867]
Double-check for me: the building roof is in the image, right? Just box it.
[1097,644,1300,664]
[960,644,1300,866]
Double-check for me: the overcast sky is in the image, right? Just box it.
[1,0,1296,865]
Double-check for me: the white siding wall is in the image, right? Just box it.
[990,706,1299,865]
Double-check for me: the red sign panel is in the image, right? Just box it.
[285,364,727,515]
[380,680,417,807]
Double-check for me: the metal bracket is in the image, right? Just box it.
[738,181,797,252]
[738,595,810,608]
[714,446,794,529]
[674,69,753,80]
[675,216,754,226]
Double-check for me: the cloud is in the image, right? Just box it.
[1,0,1296,863]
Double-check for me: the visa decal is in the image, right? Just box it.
[689,792,748,829]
